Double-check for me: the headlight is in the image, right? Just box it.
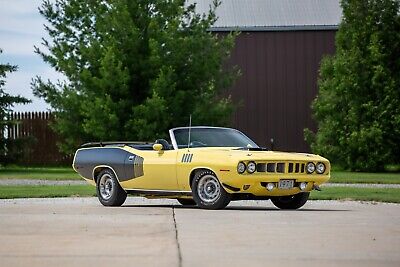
[247,161,256,174]
[316,162,326,174]
[306,162,315,174]
[237,162,246,174]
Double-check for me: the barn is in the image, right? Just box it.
[7,0,343,166]
[195,0,342,152]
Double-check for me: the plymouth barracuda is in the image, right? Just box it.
[73,126,330,209]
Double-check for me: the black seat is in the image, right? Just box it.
[155,139,171,150]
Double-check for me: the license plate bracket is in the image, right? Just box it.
[278,179,294,189]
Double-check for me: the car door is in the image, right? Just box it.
[121,149,179,190]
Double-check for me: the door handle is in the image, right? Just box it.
[128,155,134,161]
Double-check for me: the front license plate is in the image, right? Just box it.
[278,180,294,189]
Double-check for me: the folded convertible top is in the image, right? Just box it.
[80,141,149,148]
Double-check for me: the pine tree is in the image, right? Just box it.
[306,0,400,171]
[0,49,30,164]
[33,0,238,153]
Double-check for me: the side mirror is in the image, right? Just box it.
[153,143,163,152]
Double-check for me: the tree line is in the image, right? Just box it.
[1,0,399,171]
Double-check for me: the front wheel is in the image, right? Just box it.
[191,170,231,209]
[271,192,310,210]
[96,169,127,206]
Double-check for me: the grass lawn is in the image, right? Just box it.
[1,166,399,184]
[0,167,80,180]
[0,184,399,203]
[0,185,95,199]
[330,171,400,184]
[310,187,400,203]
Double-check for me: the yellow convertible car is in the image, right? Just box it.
[73,126,330,209]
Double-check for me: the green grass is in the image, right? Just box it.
[0,167,80,180]
[1,166,400,185]
[0,185,95,199]
[0,184,399,204]
[330,171,400,184]
[310,187,400,203]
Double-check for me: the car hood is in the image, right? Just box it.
[188,147,328,162]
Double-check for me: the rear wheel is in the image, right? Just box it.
[191,170,230,209]
[96,169,127,206]
[271,192,310,210]
[176,198,197,206]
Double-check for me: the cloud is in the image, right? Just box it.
[0,32,43,56]
[4,63,66,112]
[0,0,59,111]
[0,0,42,15]
[0,0,49,56]
[0,0,45,37]
[4,69,50,112]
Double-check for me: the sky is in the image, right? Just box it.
[0,0,61,111]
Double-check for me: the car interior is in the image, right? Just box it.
[128,139,172,151]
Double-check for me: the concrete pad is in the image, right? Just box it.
[0,198,399,267]
[175,200,400,267]
[0,198,179,267]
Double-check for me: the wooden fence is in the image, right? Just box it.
[6,112,73,166]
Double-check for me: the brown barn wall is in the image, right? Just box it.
[225,30,336,152]
[4,31,336,166]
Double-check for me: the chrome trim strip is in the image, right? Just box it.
[126,189,192,196]
[169,128,179,150]
[127,189,191,193]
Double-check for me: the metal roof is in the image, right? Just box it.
[190,0,342,31]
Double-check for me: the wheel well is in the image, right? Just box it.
[189,168,216,189]
[92,167,111,183]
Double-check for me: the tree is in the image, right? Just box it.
[33,0,238,153]
[306,0,400,171]
[0,49,31,164]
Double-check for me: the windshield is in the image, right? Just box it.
[172,127,259,148]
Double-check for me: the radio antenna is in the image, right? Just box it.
[187,114,192,152]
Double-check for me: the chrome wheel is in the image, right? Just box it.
[99,173,114,200]
[197,174,221,203]
[192,170,231,209]
[96,169,127,207]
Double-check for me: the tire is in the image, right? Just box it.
[191,170,231,209]
[176,198,197,206]
[271,192,310,210]
[96,169,127,206]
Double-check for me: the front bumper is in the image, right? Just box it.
[219,172,330,196]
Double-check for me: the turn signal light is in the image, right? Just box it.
[299,182,308,191]
[266,183,275,191]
